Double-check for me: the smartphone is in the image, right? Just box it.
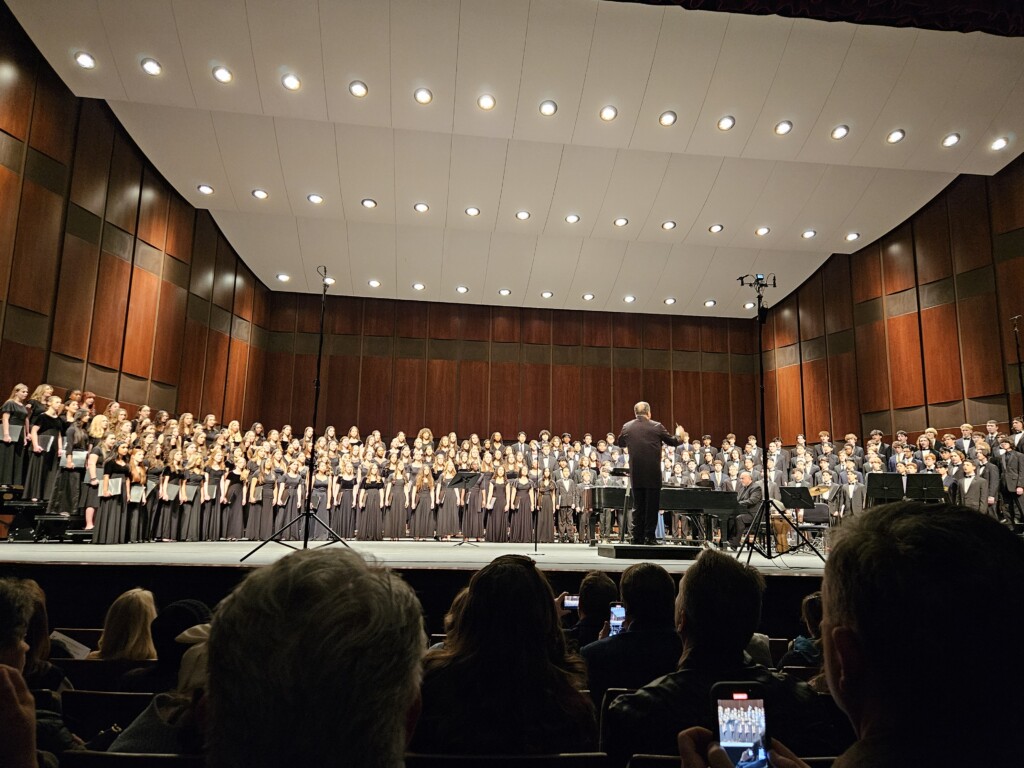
[563,594,580,610]
[608,601,626,636]
[710,682,769,767]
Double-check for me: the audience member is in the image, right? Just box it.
[87,588,158,661]
[562,570,618,651]
[603,549,851,765]
[679,502,1024,767]
[121,599,211,693]
[411,554,597,755]
[777,592,823,669]
[20,580,70,694]
[206,548,425,768]
[429,587,468,650]
[581,562,682,707]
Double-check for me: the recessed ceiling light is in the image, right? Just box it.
[368,279,381,288]
[831,124,849,140]
[361,198,377,209]
[600,105,618,121]
[414,202,429,213]
[886,128,906,144]
[565,214,580,224]
[801,229,817,239]
[664,297,676,306]
[623,295,636,304]
[282,73,301,91]
[323,276,336,286]
[465,206,480,217]
[941,133,960,148]
[197,184,214,195]
[276,273,290,282]
[456,285,469,294]
[582,293,595,301]
[704,299,717,308]
[613,217,628,227]
[755,226,770,236]
[414,88,433,104]
[349,80,368,98]
[991,136,1009,151]
[307,193,324,205]
[75,51,96,69]
[212,66,232,84]
[515,210,531,220]
[708,224,724,234]
[717,115,735,131]
[251,188,269,200]
[498,288,511,297]
[541,291,553,299]
[774,120,793,135]
[477,94,495,110]
[659,110,677,126]
[744,301,756,310]
[539,100,557,116]
[845,232,861,242]
[412,282,425,291]
[141,58,162,76]
[661,220,676,231]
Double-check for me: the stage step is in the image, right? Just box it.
[597,543,703,560]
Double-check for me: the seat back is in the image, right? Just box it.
[598,688,636,752]
[57,658,156,692]
[57,752,203,768]
[626,756,677,767]
[405,753,609,767]
[781,665,820,682]
[62,690,155,740]
[53,627,103,651]
[768,637,790,668]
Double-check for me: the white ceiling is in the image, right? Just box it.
[9,0,1024,317]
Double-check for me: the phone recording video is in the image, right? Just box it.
[563,594,579,610]
[712,683,768,768]
[608,602,626,636]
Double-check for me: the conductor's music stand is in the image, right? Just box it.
[449,471,482,547]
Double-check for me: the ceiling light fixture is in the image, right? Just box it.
[708,224,724,234]
[323,276,336,286]
[600,105,618,121]
[456,285,469,294]
[75,51,96,69]
[541,291,553,299]
[412,282,425,291]
[582,293,595,301]
[802,229,817,239]
[941,133,960,148]
[775,120,793,135]
[539,100,557,116]
[477,93,495,110]
[368,279,381,288]
[251,189,269,200]
[307,193,324,205]
[414,202,429,213]
[659,110,677,126]
[282,73,301,91]
[276,273,290,282]
[212,66,233,83]
[413,88,433,104]
[515,210,531,220]
[831,124,849,140]
[623,295,636,304]
[663,297,676,305]
[361,198,377,208]
[197,184,214,195]
[717,115,735,131]
[498,288,511,297]
[349,80,368,98]
[744,301,756,310]
[755,226,770,236]
[886,128,906,144]
[845,232,861,242]
[704,299,717,308]
[565,214,580,224]
[465,206,480,217]
[991,136,1009,151]
[613,217,628,227]
[141,58,162,76]
[661,220,676,231]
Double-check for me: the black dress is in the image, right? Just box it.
[333,476,357,538]
[0,400,28,486]
[436,477,460,538]
[80,446,107,512]
[180,471,205,541]
[142,465,163,539]
[308,474,331,541]
[248,476,274,540]
[23,414,62,500]
[203,469,225,542]
[357,479,384,541]
[48,425,87,514]
[383,474,408,539]
[511,478,534,543]
[157,468,184,541]
[279,474,303,540]
[463,474,486,539]
[221,469,245,540]
[487,480,509,543]
[410,483,435,539]
[537,482,556,543]
[94,461,128,545]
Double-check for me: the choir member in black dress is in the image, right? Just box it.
[49,408,89,514]
[461,459,484,541]
[82,433,115,530]
[125,447,148,543]
[308,459,333,541]
[536,468,557,544]
[248,458,276,540]
[221,450,247,540]
[25,384,53,429]
[179,454,206,542]
[0,383,29,486]
[333,459,358,539]
[383,462,409,540]
[357,462,385,541]
[275,461,304,540]
[486,465,511,542]
[94,442,130,545]
[23,396,64,501]
[411,469,436,540]
[157,450,185,542]
[436,460,460,540]
[510,467,535,543]
[203,451,228,542]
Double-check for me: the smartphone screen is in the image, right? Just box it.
[563,594,579,610]
[716,691,768,767]
[608,602,626,636]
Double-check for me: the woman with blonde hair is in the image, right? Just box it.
[0,383,29,486]
[87,414,109,447]
[87,588,158,660]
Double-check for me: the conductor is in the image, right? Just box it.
[617,402,685,545]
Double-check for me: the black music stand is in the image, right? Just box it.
[906,474,945,502]
[449,471,481,547]
[610,467,633,540]
[866,472,906,507]
[739,486,824,562]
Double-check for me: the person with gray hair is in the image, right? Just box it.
[206,548,426,768]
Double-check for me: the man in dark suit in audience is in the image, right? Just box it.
[581,563,682,708]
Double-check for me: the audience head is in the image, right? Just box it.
[800,591,823,639]
[207,548,425,768]
[620,563,676,628]
[675,549,765,662]
[96,588,158,661]
[0,578,33,671]
[149,599,212,671]
[822,502,1024,735]
[577,570,618,622]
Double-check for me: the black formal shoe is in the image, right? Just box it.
[645,538,661,546]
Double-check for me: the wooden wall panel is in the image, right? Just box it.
[0,342,45,397]
[996,257,1024,360]
[613,367,642,430]
[294,294,323,334]
[583,312,612,347]
[612,312,642,348]
[798,272,825,340]
[914,197,952,284]
[428,303,460,339]
[643,368,672,421]
[882,224,916,294]
[87,252,130,370]
[919,304,963,403]
[556,310,582,347]
[121,266,159,378]
[851,243,883,304]
[232,267,253,322]
[0,7,36,142]
[289,354,316,430]
[242,346,265,428]
[327,296,362,335]
[69,100,114,217]
[362,299,395,337]
[762,369,780,442]
[989,155,1024,235]
[672,371,701,435]
[520,363,551,436]
[456,360,489,436]
[176,319,209,415]
[105,135,142,234]
[324,354,359,432]
[801,359,831,438]
[390,357,425,436]
[189,213,217,301]
[700,317,729,353]
[8,180,63,314]
[823,254,854,333]
[0,166,20,301]
[200,331,229,419]
[358,356,393,437]
[827,352,860,438]
[728,318,756,355]
[947,175,992,274]
[491,308,519,343]
[958,294,1007,398]
[137,168,168,249]
[775,366,804,444]
[460,304,491,342]
[551,365,581,437]
[728,372,755,441]
[425,359,457,434]
[581,366,612,437]
[488,361,519,438]
[522,309,552,345]
[223,338,248,423]
[672,317,701,351]
[773,296,799,347]
[50,235,98,360]
[164,194,194,264]
[700,371,731,440]
[886,314,925,409]
[856,320,890,413]
[267,292,296,332]
[642,316,670,350]
[212,237,236,310]
[29,66,76,165]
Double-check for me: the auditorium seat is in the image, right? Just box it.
[405,753,609,767]
[781,665,819,682]
[54,627,103,650]
[58,752,203,768]
[769,637,790,667]
[598,688,636,752]
[627,756,835,767]
[58,659,156,692]
[62,690,155,740]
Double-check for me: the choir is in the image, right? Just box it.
[1,382,1022,545]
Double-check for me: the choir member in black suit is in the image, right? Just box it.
[1011,417,1024,453]
[998,435,1024,526]
[974,448,1001,520]
[0,384,29,487]
[49,408,89,514]
[836,470,867,520]
[956,459,988,514]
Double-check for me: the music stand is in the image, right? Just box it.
[866,472,906,507]
[449,471,481,547]
[906,474,945,502]
[739,486,824,562]
[609,467,633,540]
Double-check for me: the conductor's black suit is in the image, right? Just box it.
[617,416,683,544]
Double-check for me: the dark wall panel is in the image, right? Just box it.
[358,356,393,437]
[177,319,209,415]
[87,252,130,370]
[700,371,731,440]
[728,318,756,355]
[672,317,700,351]
[776,365,803,444]
[913,197,952,284]
[0,166,20,301]
[989,155,1024,235]
[212,236,236,311]
[583,312,611,347]
[882,224,915,295]
[233,267,253,322]
[324,354,359,432]
[520,363,551,437]
[289,354,316,430]
[8,180,63,315]
[69,100,114,217]
[105,134,142,234]
[762,369,780,444]
[456,360,489,437]
[827,352,860,438]
[363,299,395,337]
[551,365,581,437]
[581,366,611,437]
[0,9,36,142]
[0,342,45,397]
[672,371,701,435]
[700,318,729,353]
[887,314,925,409]
[200,331,229,419]
[489,361,519,438]
[773,296,799,348]
[243,346,265,428]
[121,266,159,378]
[851,243,882,303]
[50,235,98,360]
[137,168,168,250]
[919,304,963,404]
[425,359,457,435]
[491,308,519,343]
[165,194,194,264]
[729,372,756,440]
[612,312,642,348]
[522,308,552,345]
[223,338,248,423]
[389,357,424,437]
[798,272,825,340]
[801,359,831,438]
[822,255,854,333]
[643,368,672,423]
[151,281,186,386]
[958,294,1005,399]
[29,66,76,166]
[613,367,642,429]
[856,320,890,413]
[948,176,992,274]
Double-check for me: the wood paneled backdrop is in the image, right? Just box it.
[2,3,1023,444]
